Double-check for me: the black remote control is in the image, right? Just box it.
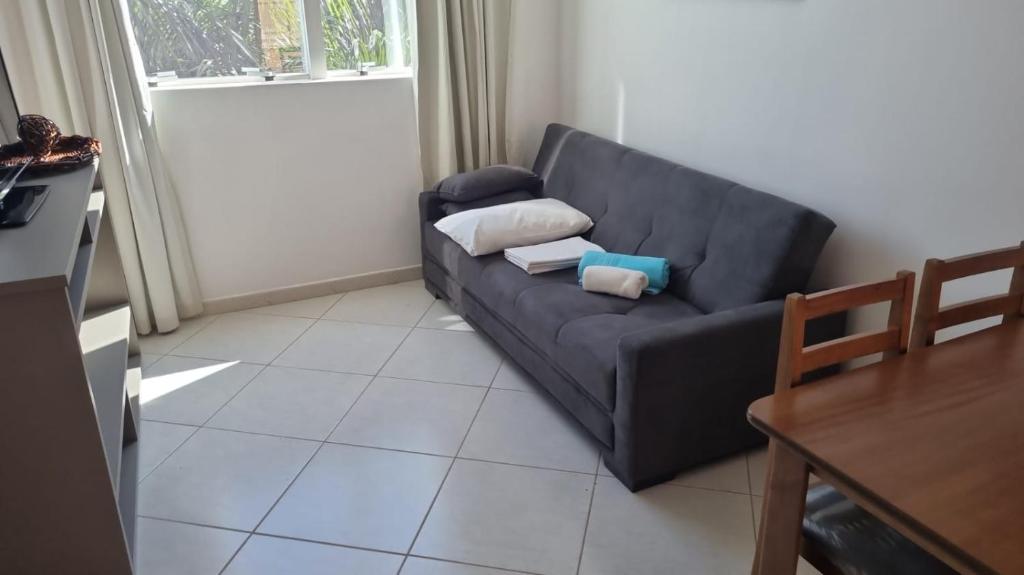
[0,185,50,227]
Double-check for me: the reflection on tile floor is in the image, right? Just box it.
[137,280,817,575]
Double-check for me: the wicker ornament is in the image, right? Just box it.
[18,114,62,157]
[0,114,101,174]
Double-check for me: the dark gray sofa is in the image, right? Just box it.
[419,124,839,490]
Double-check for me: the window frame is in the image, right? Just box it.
[141,0,411,87]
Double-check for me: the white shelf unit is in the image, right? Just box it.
[0,163,140,574]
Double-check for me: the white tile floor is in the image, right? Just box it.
[138,280,819,575]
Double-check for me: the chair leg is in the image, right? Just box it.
[753,440,810,575]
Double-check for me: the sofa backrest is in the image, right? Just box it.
[532,124,836,313]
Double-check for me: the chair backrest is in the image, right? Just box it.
[774,271,916,392]
[909,242,1024,349]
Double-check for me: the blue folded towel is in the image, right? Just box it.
[577,251,670,295]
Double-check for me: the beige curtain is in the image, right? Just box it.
[417,0,513,188]
[0,0,203,335]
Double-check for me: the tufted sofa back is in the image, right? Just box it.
[532,124,836,313]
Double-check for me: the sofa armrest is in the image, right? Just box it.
[608,300,786,489]
[606,300,846,490]
[618,300,785,393]
[419,190,445,224]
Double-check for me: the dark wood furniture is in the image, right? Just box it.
[772,272,915,392]
[752,273,916,575]
[911,242,1024,349]
[0,162,140,573]
[750,316,1024,575]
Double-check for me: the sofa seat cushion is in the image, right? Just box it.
[422,222,499,288]
[426,222,704,412]
[471,261,703,412]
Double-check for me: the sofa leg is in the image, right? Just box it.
[422,276,444,300]
[600,448,677,492]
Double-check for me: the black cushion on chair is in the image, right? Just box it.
[803,484,958,575]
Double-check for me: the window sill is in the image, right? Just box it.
[149,69,413,93]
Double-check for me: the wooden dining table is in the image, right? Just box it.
[748,319,1024,575]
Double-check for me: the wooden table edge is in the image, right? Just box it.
[746,406,999,575]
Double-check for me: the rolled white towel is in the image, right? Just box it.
[581,265,649,300]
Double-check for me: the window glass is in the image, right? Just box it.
[128,0,306,78]
[321,0,411,71]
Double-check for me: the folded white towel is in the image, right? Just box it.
[581,265,649,300]
[504,236,604,274]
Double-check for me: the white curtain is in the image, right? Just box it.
[0,52,17,144]
[416,0,513,188]
[0,0,203,335]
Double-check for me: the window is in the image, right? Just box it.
[321,0,411,71]
[127,0,411,83]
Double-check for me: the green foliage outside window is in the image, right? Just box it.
[128,0,410,78]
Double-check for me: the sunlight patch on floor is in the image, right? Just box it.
[141,361,240,405]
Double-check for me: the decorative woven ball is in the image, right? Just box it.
[18,114,62,157]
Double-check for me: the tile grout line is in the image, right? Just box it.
[139,513,548,575]
[405,554,547,575]
[218,297,435,575]
[140,416,723,483]
[141,337,257,488]
[317,291,349,320]
[141,514,409,558]
[239,291,346,321]
[195,363,272,429]
[158,314,222,357]
[746,453,760,543]
[136,423,201,485]
[145,315,290,478]
[213,310,352,575]
[574,472,601,575]
[155,355,514,393]
[137,514,253,536]
[143,296,513,494]
[142,294,761,573]
[398,336,504,572]
[145,325,758,491]
[571,441,604,575]
[195,297,344,432]
[142,363,755,479]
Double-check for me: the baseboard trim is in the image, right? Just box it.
[201,265,423,316]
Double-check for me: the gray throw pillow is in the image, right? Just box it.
[435,165,542,202]
[441,190,536,215]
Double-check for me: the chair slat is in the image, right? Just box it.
[1008,264,1024,321]
[803,278,907,320]
[801,328,901,375]
[935,294,1023,331]
[911,242,1024,348]
[937,244,1024,282]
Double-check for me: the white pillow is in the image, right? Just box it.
[434,198,594,256]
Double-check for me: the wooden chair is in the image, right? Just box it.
[910,242,1024,349]
[754,272,955,575]
[773,271,915,394]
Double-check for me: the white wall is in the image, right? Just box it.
[555,0,1024,330]
[506,0,562,167]
[151,75,423,302]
